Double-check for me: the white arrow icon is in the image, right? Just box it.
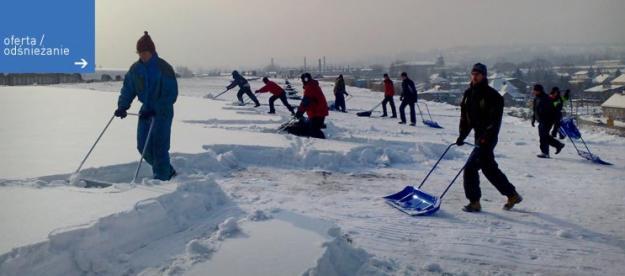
[74,58,88,69]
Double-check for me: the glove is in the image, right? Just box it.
[114,109,127,119]
[295,110,304,119]
[531,120,535,127]
[255,90,259,93]
[139,110,156,119]
[455,137,465,146]
[400,96,404,101]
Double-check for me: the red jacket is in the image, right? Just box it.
[256,81,285,96]
[383,79,395,97]
[298,80,329,118]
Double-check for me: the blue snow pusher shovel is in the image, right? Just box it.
[559,116,612,165]
[416,103,443,129]
[384,143,477,216]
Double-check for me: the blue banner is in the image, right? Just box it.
[0,0,95,73]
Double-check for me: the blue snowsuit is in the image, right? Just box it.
[117,53,177,180]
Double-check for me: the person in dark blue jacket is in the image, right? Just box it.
[226,71,260,107]
[114,31,177,181]
[398,72,417,126]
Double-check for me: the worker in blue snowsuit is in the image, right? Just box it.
[226,71,261,107]
[114,31,177,181]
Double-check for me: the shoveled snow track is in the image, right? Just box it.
[220,167,625,275]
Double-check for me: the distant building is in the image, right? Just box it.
[592,74,612,85]
[429,73,450,89]
[81,68,126,82]
[583,83,625,102]
[420,87,463,105]
[389,61,437,82]
[601,92,625,122]
[489,74,528,106]
[3,73,82,86]
[611,73,625,86]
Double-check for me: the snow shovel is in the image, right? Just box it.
[277,117,300,133]
[204,89,229,99]
[416,103,443,129]
[383,143,477,216]
[70,114,156,188]
[356,101,383,117]
[559,116,612,165]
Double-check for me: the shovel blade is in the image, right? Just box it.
[384,186,441,216]
[356,111,373,117]
[423,120,443,129]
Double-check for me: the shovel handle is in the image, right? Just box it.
[417,142,476,189]
[74,115,115,175]
[132,118,156,184]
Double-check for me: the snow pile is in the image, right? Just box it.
[303,229,396,276]
[0,176,238,276]
[202,142,420,171]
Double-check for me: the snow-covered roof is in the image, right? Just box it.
[584,84,625,93]
[611,74,625,84]
[593,74,612,84]
[422,88,462,94]
[601,93,625,108]
[489,72,508,79]
[500,84,524,99]
[574,70,589,76]
[489,78,507,91]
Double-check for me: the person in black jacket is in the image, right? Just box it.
[456,63,522,212]
[226,70,260,107]
[333,74,349,112]
[532,84,564,158]
[398,72,417,126]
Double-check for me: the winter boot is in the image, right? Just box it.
[398,121,406,125]
[536,153,550,159]
[555,143,564,155]
[503,193,523,210]
[462,201,481,212]
[381,113,388,117]
[254,103,261,108]
[409,122,416,126]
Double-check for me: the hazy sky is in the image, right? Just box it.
[96,0,625,70]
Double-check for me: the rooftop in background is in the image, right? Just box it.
[601,92,625,108]
[611,74,625,84]
[584,84,625,93]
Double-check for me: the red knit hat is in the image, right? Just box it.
[136,31,156,53]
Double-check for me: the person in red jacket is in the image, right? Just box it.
[381,73,397,118]
[255,77,295,114]
[294,73,329,139]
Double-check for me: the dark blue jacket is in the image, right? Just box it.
[118,53,178,118]
[227,74,251,91]
[401,78,418,103]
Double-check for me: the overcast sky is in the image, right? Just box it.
[96,0,625,70]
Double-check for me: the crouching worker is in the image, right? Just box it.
[290,73,329,139]
[255,77,295,115]
[114,31,177,181]
[456,63,522,212]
